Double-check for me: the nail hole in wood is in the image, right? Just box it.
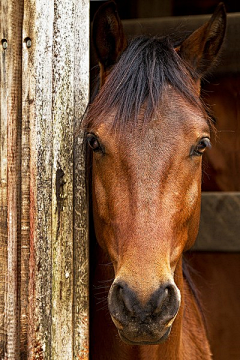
[24,37,32,48]
[1,39,7,50]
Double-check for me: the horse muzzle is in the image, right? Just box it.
[108,280,181,345]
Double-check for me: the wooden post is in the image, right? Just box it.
[1,0,89,358]
[1,1,24,359]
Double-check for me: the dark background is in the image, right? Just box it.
[90,0,240,20]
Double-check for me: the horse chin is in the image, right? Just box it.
[118,326,172,346]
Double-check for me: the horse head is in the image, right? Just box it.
[85,1,226,345]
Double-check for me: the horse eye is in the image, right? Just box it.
[191,138,211,156]
[86,133,102,152]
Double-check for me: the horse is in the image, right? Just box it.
[84,1,226,359]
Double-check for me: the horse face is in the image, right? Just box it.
[88,89,210,344]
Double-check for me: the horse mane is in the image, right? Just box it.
[84,35,210,131]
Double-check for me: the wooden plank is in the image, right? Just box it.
[22,2,54,357]
[72,1,89,359]
[0,1,9,357]
[50,0,89,358]
[22,0,89,358]
[4,1,24,359]
[193,192,240,251]
[51,0,75,356]
[123,13,240,75]
[21,5,33,358]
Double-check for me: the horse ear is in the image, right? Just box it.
[178,3,226,79]
[92,0,127,85]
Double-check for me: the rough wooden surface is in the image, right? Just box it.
[51,0,75,356]
[72,1,89,359]
[0,1,24,359]
[7,1,24,356]
[0,0,9,356]
[22,1,53,358]
[23,0,89,358]
[1,0,89,358]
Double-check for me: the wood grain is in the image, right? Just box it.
[0,0,89,358]
[4,1,23,358]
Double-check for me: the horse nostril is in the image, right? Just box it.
[154,287,169,314]
[119,286,134,314]
[151,283,180,320]
[109,281,138,319]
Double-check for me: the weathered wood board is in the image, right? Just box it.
[0,0,89,359]
[1,1,24,358]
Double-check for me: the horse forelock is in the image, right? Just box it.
[84,35,212,132]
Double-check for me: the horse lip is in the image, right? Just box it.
[118,326,172,345]
[110,301,180,337]
[110,300,180,333]
[111,315,124,330]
